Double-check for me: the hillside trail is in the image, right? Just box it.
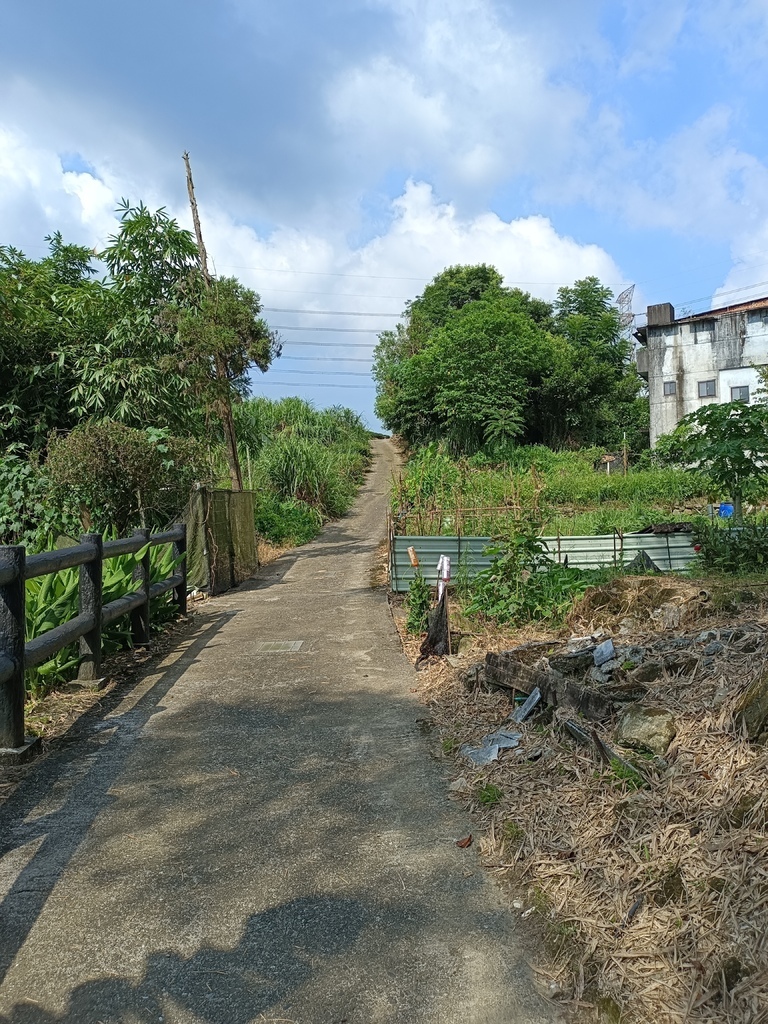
[0,439,554,1024]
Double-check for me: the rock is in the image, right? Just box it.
[629,660,663,684]
[703,641,724,656]
[662,651,698,676]
[549,648,595,676]
[603,680,648,704]
[587,665,610,686]
[736,669,768,741]
[651,602,682,629]
[594,639,615,666]
[697,630,718,643]
[616,705,677,756]
[615,645,646,666]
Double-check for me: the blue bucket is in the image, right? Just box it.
[718,503,734,518]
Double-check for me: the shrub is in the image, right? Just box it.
[691,520,768,575]
[253,493,322,546]
[465,527,609,625]
[47,421,208,534]
[405,570,432,634]
[0,447,79,548]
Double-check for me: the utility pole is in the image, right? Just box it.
[183,152,244,491]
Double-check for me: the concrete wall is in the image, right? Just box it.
[646,306,768,445]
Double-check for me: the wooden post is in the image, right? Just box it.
[183,151,244,491]
[173,524,187,616]
[131,528,151,646]
[0,546,25,750]
[77,533,103,682]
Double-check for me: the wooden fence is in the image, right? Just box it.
[0,525,186,759]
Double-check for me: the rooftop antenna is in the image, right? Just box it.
[616,284,635,338]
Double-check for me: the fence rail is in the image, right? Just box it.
[389,531,697,592]
[0,524,187,755]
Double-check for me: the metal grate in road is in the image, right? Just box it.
[254,640,305,653]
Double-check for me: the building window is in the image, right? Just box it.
[731,385,750,403]
[663,381,677,396]
[698,379,716,398]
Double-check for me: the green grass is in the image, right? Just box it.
[233,397,372,544]
[393,442,710,538]
[478,783,504,806]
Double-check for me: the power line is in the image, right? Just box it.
[262,287,411,299]
[263,306,400,317]
[280,355,372,362]
[271,325,382,333]
[217,264,430,281]
[265,367,372,376]
[254,380,372,389]
[282,339,377,347]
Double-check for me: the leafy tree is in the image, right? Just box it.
[374,266,646,454]
[68,201,200,433]
[657,400,768,524]
[161,274,280,488]
[0,234,100,449]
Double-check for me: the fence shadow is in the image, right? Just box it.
[0,613,234,988]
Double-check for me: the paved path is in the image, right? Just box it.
[0,440,553,1024]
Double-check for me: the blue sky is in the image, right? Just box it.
[3,0,768,427]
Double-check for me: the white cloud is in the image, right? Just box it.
[327,0,588,198]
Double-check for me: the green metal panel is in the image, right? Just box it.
[390,533,697,591]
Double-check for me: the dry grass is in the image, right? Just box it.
[397,578,768,1023]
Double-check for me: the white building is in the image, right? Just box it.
[635,298,768,445]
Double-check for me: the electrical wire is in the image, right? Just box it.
[263,306,400,317]
[280,355,372,362]
[264,367,372,376]
[217,264,430,281]
[270,325,382,333]
[253,380,372,389]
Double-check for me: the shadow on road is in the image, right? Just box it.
[0,894,367,1023]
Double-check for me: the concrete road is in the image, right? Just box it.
[0,440,554,1024]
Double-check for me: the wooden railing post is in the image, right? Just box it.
[173,524,187,616]
[131,528,151,647]
[78,533,103,683]
[0,545,25,751]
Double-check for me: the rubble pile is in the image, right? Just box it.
[411,606,768,1023]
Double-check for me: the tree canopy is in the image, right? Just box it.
[1,203,280,452]
[373,266,647,454]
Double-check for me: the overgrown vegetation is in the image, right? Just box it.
[392,443,706,538]
[374,267,648,454]
[1,205,372,696]
[234,397,372,545]
[464,529,611,627]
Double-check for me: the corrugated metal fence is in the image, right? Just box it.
[389,532,697,592]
